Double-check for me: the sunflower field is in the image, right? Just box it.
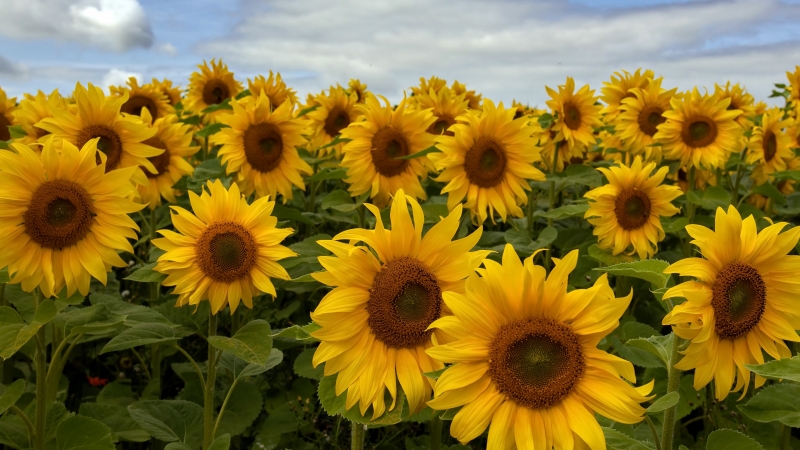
[0,60,799,450]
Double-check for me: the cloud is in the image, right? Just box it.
[0,0,153,52]
[157,43,178,56]
[0,55,28,78]
[199,0,800,106]
[102,68,141,90]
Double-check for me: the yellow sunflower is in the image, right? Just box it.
[713,82,756,128]
[12,90,68,146]
[411,76,447,97]
[153,180,295,314]
[427,245,653,449]
[248,71,298,109]
[584,157,681,259]
[663,206,800,400]
[654,88,742,169]
[0,86,17,142]
[111,77,173,120]
[0,139,143,297]
[348,79,369,103]
[594,129,624,164]
[431,100,545,223]
[307,85,359,156]
[534,120,585,172]
[213,93,312,201]
[546,77,603,150]
[414,87,468,136]
[136,108,199,209]
[747,108,792,185]
[185,59,243,120]
[616,77,677,162]
[310,190,488,417]
[36,83,161,186]
[451,80,482,110]
[600,68,655,121]
[340,95,435,206]
[151,78,182,107]
[785,66,800,117]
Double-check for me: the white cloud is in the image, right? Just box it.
[102,68,141,90]
[199,0,800,106]
[157,43,178,56]
[0,0,153,52]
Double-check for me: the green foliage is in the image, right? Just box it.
[594,259,671,289]
[55,415,116,450]
[705,429,763,449]
[208,319,274,366]
[127,400,204,448]
[745,355,800,382]
[738,384,800,427]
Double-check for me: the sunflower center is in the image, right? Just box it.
[563,102,582,130]
[0,115,10,141]
[367,257,442,349]
[202,80,231,106]
[196,222,258,282]
[121,95,158,118]
[23,180,95,249]
[464,136,507,188]
[324,107,350,137]
[489,317,584,409]
[764,131,777,162]
[682,117,718,148]
[514,110,524,120]
[614,188,651,230]
[428,116,455,136]
[143,136,170,178]
[711,262,766,340]
[243,122,284,173]
[77,125,124,171]
[637,105,665,137]
[370,126,410,177]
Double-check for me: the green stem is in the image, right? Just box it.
[9,405,35,447]
[645,415,662,450]
[174,345,206,390]
[780,424,791,450]
[203,313,218,449]
[212,378,240,439]
[430,416,443,450]
[350,421,365,450]
[357,204,366,229]
[545,141,560,271]
[661,299,683,450]
[130,347,152,381]
[32,289,46,450]
[151,344,162,381]
[46,333,84,403]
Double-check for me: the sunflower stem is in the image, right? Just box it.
[780,424,792,450]
[430,416,443,450]
[661,299,683,450]
[644,415,662,450]
[350,421,365,450]
[32,288,47,450]
[203,312,218,449]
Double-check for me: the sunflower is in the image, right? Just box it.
[0,87,17,142]
[546,77,603,150]
[714,82,756,127]
[663,206,800,400]
[616,77,677,162]
[0,139,143,297]
[153,180,295,314]
[339,95,434,206]
[248,71,298,109]
[600,68,655,121]
[12,90,68,146]
[136,108,199,209]
[584,157,681,259]
[671,167,717,194]
[151,78,182,107]
[426,245,653,449]
[534,121,584,172]
[748,156,800,210]
[36,83,161,186]
[185,59,242,120]
[307,85,359,156]
[111,77,173,120]
[451,80,482,110]
[431,100,545,223]
[414,87,468,136]
[785,66,800,117]
[593,129,624,164]
[654,88,742,169]
[310,190,488,417]
[411,76,447,97]
[747,108,792,185]
[348,79,369,103]
[213,93,312,201]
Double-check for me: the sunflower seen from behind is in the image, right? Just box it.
[248,71,298,109]
[430,99,545,224]
[12,90,68,146]
[546,77,602,150]
[584,157,681,259]
[153,180,294,314]
[0,87,16,142]
[663,206,800,400]
[307,85,359,156]
[426,246,653,449]
[185,59,242,120]
[310,190,488,418]
[746,108,792,185]
[340,95,435,207]
[615,77,677,162]
[213,93,312,202]
[0,139,143,297]
[600,68,655,121]
[111,77,173,120]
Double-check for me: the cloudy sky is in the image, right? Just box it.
[0,0,799,107]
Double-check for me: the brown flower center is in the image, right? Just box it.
[196,222,258,282]
[712,262,766,340]
[428,115,455,136]
[77,125,124,171]
[202,80,231,106]
[763,131,777,162]
[367,257,442,348]
[614,188,651,230]
[121,95,158,118]
[243,122,284,173]
[370,126,410,177]
[0,115,10,141]
[489,317,584,409]
[637,105,665,137]
[464,136,507,188]
[324,106,350,137]
[681,116,718,148]
[23,180,95,249]
[563,102,582,130]
[143,136,169,178]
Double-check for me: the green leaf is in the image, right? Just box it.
[296,105,319,117]
[293,348,323,380]
[503,226,557,257]
[272,323,321,343]
[89,294,174,327]
[215,382,263,437]
[272,203,314,225]
[124,263,167,283]
[208,434,231,450]
[0,299,58,359]
[0,380,25,415]
[56,415,115,450]
[79,403,150,442]
[555,164,603,188]
[738,384,800,427]
[235,89,251,100]
[317,135,351,151]
[686,186,731,210]
[0,413,31,448]
[164,443,193,450]
[306,168,348,182]
[289,234,332,257]
[208,319,273,366]
[317,375,406,425]
[0,268,9,284]
[602,427,655,450]
[193,158,226,181]
[536,203,589,220]
[8,125,26,139]
[393,145,441,160]
[127,400,203,447]
[647,391,680,413]
[218,348,283,380]
[593,259,670,289]
[586,244,635,265]
[423,368,447,380]
[100,323,181,354]
[745,355,800,382]
[537,113,554,129]
[661,217,689,233]
[179,115,201,126]
[750,183,787,205]
[706,429,763,449]
[200,99,233,114]
[625,333,673,368]
[321,189,364,212]
[56,303,124,337]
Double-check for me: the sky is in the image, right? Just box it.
[0,0,799,108]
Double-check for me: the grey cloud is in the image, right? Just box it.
[0,55,28,78]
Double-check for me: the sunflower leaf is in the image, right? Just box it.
[593,259,670,289]
[422,368,447,380]
[8,125,26,139]
[321,189,363,212]
[749,182,786,205]
[296,105,319,117]
[208,319,273,366]
[317,135,351,151]
[0,268,8,284]
[272,203,316,225]
[535,203,589,220]
[124,263,167,283]
[200,99,233,114]
[127,400,203,447]
[647,391,680,413]
[537,113,554,129]
[100,323,182,354]
[602,427,655,450]
[56,415,116,450]
[738,383,800,427]
[0,380,25,415]
[625,333,673,368]
[686,186,731,210]
[393,145,440,160]
[317,374,406,426]
[293,348,323,380]
[706,429,763,449]
[195,122,230,137]
[744,355,800,382]
[0,299,58,359]
[586,244,635,265]
[306,168,348,182]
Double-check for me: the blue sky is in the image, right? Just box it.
[1,0,799,107]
